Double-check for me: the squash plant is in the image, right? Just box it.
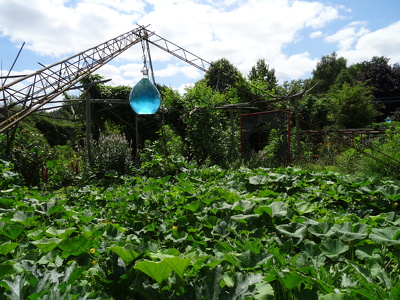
[0,166,399,299]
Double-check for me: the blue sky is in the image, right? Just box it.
[1,0,399,94]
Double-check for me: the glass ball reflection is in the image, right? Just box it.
[129,71,161,114]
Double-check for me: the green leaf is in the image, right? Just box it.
[221,275,234,287]
[232,200,255,213]
[355,244,383,263]
[332,222,368,241]
[45,227,76,239]
[11,211,38,225]
[370,227,400,246]
[277,271,304,290]
[268,201,287,218]
[79,210,96,223]
[134,260,173,284]
[37,251,58,265]
[163,256,191,279]
[232,272,264,298]
[320,239,349,261]
[294,201,317,215]
[4,274,26,300]
[276,222,307,239]
[26,228,45,241]
[32,238,62,252]
[58,235,92,256]
[230,214,259,222]
[319,293,350,300]
[0,241,19,255]
[0,262,14,277]
[254,282,275,299]
[184,200,201,212]
[108,243,141,264]
[254,205,273,216]
[308,222,334,238]
[248,175,267,185]
[0,225,25,240]
[134,256,191,284]
[0,198,14,208]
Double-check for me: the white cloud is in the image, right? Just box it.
[175,82,194,95]
[330,21,400,64]
[140,0,340,83]
[0,0,142,57]
[325,21,369,51]
[1,0,398,91]
[310,31,323,38]
[274,52,318,82]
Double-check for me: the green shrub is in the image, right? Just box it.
[335,148,362,174]
[359,130,400,178]
[10,128,50,186]
[139,126,191,177]
[0,159,24,188]
[45,145,84,188]
[91,132,134,176]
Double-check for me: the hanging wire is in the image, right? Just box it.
[140,39,149,74]
[140,38,157,84]
[139,33,169,167]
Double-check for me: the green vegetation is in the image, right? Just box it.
[1,53,400,299]
[1,166,399,299]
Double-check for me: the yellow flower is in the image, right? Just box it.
[90,248,96,253]
[172,226,178,230]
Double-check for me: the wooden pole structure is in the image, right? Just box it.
[135,113,140,160]
[229,107,236,155]
[294,97,302,160]
[85,91,93,167]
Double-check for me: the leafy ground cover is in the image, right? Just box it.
[1,166,400,299]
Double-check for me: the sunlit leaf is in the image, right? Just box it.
[320,239,349,261]
[11,211,38,225]
[370,227,400,246]
[276,222,307,239]
[277,271,303,290]
[332,222,369,241]
[248,175,267,185]
[0,241,19,255]
[58,235,92,256]
[45,227,75,239]
[134,260,172,284]
[4,274,26,299]
[319,293,349,300]
[355,244,384,263]
[108,243,141,264]
[163,256,191,279]
[268,201,287,218]
[308,222,334,238]
[254,205,273,216]
[32,238,62,252]
[232,272,264,298]
[184,200,201,212]
[0,225,25,240]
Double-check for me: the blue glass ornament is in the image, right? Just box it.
[129,70,161,114]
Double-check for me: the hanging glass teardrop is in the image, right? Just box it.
[129,70,161,114]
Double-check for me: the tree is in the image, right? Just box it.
[204,58,241,93]
[329,81,379,128]
[248,59,278,89]
[310,52,347,95]
[181,81,230,163]
[298,94,334,130]
[355,56,400,118]
[357,56,400,98]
